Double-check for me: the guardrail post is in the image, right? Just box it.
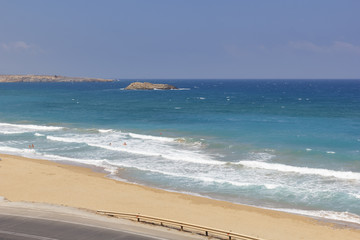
[96,211,261,240]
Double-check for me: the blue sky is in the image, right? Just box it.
[0,0,359,79]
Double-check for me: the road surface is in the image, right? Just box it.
[0,201,203,240]
[0,214,163,240]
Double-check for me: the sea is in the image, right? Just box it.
[0,79,359,225]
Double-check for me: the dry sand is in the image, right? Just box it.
[0,153,359,240]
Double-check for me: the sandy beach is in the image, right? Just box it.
[0,153,359,240]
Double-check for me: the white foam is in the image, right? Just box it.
[237,161,360,180]
[46,136,83,143]
[98,129,116,133]
[38,153,85,162]
[272,208,360,225]
[0,122,63,134]
[113,164,280,189]
[128,133,175,143]
[197,176,280,190]
[349,193,360,199]
[34,133,45,137]
[0,131,23,135]
[326,151,336,154]
[265,184,279,190]
[94,142,222,165]
[41,154,119,174]
[0,146,36,154]
[46,134,223,165]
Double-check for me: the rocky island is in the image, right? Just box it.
[0,75,113,83]
[125,82,178,90]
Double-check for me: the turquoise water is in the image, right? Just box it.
[0,79,359,224]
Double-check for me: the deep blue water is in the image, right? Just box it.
[0,79,359,224]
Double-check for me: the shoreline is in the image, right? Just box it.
[111,172,360,229]
[1,153,360,240]
[56,158,360,228]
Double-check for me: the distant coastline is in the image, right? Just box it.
[0,74,113,83]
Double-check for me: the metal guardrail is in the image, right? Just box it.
[96,210,264,240]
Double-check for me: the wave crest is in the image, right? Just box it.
[237,161,360,180]
[0,122,63,134]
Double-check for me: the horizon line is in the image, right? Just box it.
[114,78,360,80]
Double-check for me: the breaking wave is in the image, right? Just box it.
[0,122,63,134]
[237,161,360,180]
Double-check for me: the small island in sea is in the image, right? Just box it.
[0,74,113,83]
[125,81,178,90]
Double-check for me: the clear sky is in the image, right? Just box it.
[0,0,359,79]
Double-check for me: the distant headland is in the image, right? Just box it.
[0,75,113,83]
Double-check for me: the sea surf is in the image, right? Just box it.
[0,79,359,225]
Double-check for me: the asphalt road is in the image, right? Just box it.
[0,214,163,240]
[0,201,203,240]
